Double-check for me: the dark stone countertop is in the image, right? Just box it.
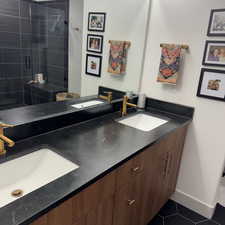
[0,109,192,225]
[0,95,107,126]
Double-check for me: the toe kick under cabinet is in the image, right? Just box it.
[31,125,188,225]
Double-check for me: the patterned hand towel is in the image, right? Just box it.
[108,41,130,75]
[157,44,182,85]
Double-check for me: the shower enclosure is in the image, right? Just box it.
[0,0,69,110]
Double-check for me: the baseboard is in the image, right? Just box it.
[171,189,215,219]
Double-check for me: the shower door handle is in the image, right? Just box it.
[25,56,31,70]
[27,56,31,69]
[25,56,28,70]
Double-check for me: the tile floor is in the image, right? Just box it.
[148,200,225,225]
[216,177,225,207]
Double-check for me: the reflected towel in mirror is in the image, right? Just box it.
[108,40,131,75]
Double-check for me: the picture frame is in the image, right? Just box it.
[88,12,106,32]
[202,41,225,67]
[87,34,104,53]
[85,54,102,77]
[207,9,225,37]
[197,68,225,102]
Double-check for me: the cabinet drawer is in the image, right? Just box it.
[115,151,145,191]
[72,171,116,221]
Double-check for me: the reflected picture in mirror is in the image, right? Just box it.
[85,54,102,77]
[87,34,103,53]
[88,12,106,32]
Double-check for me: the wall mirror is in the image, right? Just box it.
[0,0,150,111]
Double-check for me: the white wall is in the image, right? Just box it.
[141,0,225,217]
[68,0,83,94]
[80,0,150,97]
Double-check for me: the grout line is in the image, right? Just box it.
[155,200,224,225]
[164,213,178,218]
[175,201,178,212]
[195,219,211,225]
[177,213,196,224]
[211,219,222,225]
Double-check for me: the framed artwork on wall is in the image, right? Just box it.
[88,12,106,32]
[85,54,102,77]
[202,41,225,67]
[87,34,104,53]
[207,9,225,36]
[197,68,225,101]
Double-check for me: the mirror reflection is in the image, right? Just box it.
[0,0,150,111]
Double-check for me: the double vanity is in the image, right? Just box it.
[0,95,194,225]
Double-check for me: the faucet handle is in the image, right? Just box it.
[0,123,14,129]
[104,91,112,95]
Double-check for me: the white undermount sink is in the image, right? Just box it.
[71,100,104,109]
[118,113,168,132]
[0,149,79,208]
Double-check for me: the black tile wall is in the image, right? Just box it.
[0,0,69,110]
[0,14,20,33]
[47,65,68,88]
[0,32,20,48]
[0,0,19,17]
[0,49,21,63]
[20,0,31,18]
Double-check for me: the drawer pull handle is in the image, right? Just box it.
[128,200,136,206]
[131,167,140,172]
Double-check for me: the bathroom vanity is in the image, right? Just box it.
[29,121,187,225]
[0,98,194,225]
[29,126,187,225]
[0,0,196,224]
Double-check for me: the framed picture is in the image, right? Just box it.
[197,68,225,101]
[87,34,103,53]
[207,9,225,36]
[202,41,225,67]
[85,54,102,77]
[88,12,106,32]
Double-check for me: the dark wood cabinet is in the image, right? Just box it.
[113,125,188,225]
[142,126,187,225]
[30,125,188,225]
[30,215,48,225]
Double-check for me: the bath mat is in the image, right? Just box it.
[157,44,182,85]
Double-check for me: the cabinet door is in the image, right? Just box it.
[72,172,116,222]
[72,217,86,225]
[139,143,167,225]
[166,126,188,197]
[47,198,73,225]
[113,180,142,225]
[114,150,147,225]
[30,215,48,225]
[86,195,114,225]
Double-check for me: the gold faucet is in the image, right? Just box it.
[0,123,15,155]
[122,96,137,117]
[99,92,113,103]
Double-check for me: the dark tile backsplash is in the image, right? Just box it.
[0,0,19,17]
[0,0,69,110]
[0,32,20,48]
[0,14,20,33]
